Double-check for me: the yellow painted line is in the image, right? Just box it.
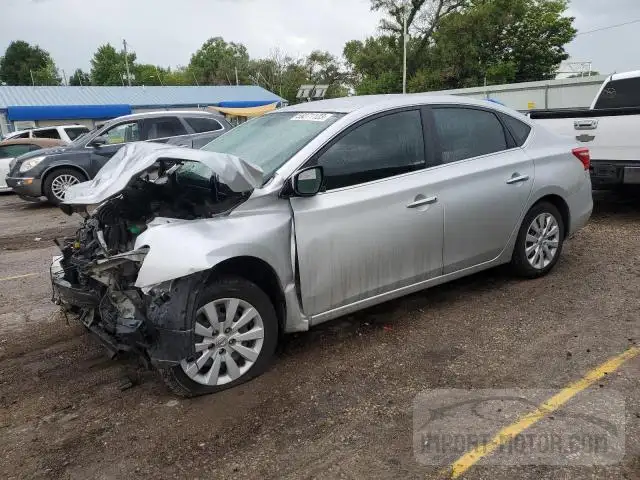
[0,272,39,282]
[443,346,640,479]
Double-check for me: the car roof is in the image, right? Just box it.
[110,110,225,122]
[0,138,67,147]
[280,94,511,114]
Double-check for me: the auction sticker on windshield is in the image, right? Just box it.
[291,113,334,122]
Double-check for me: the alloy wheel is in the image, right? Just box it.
[525,212,560,270]
[50,174,80,201]
[181,298,265,386]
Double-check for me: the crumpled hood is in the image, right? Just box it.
[63,142,263,206]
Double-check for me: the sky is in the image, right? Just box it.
[1,0,640,79]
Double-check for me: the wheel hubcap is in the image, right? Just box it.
[525,212,560,270]
[180,298,265,386]
[51,174,80,201]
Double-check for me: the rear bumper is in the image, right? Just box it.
[5,177,42,198]
[567,172,593,237]
[590,161,640,188]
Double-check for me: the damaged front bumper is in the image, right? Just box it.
[50,256,201,367]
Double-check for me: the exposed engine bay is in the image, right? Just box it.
[50,144,259,362]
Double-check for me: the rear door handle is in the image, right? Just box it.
[407,196,438,208]
[574,119,598,130]
[506,174,530,185]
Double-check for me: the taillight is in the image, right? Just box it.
[572,147,590,170]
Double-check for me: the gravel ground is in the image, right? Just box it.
[0,191,638,480]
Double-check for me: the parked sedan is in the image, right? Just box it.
[50,95,593,396]
[6,110,232,204]
[0,138,66,192]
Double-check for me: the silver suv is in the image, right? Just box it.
[51,95,593,396]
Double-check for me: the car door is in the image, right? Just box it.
[88,120,142,174]
[428,106,534,274]
[289,109,444,317]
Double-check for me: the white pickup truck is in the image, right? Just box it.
[529,70,640,189]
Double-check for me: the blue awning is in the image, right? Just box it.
[7,104,132,121]
[217,100,280,108]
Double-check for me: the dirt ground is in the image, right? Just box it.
[0,192,638,480]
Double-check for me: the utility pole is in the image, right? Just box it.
[402,2,408,94]
[155,65,164,86]
[235,66,239,85]
[62,69,68,86]
[30,70,35,86]
[123,38,132,86]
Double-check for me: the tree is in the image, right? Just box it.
[69,68,91,86]
[344,36,403,94]
[188,37,250,85]
[90,43,136,86]
[163,67,193,86]
[304,50,346,97]
[345,0,576,93]
[371,0,468,52]
[422,0,577,89]
[0,40,60,85]
[134,64,169,86]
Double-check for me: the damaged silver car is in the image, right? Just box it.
[51,96,593,396]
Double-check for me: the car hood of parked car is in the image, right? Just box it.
[63,142,263,206]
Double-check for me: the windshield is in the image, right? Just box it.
[200,111,344,180]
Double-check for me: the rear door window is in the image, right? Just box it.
[33,128,61,139]
[499,114,532,147]
[144,117,188,140]
[432,107,508,163]
[594,78,640,109]
[185,117,224,133]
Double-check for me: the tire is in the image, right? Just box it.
[43,168,87,205]
[510,201,565,278]
[159,276,279,397]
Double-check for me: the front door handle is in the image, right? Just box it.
[506,174,530,185]
[407,196,438,208]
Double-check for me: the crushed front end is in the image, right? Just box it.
[49,142,261,366]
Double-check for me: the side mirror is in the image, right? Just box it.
[293,166,324,197]
[89,136,107,147]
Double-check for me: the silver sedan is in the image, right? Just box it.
[53,95,593,396]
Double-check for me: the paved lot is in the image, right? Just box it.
[0,192,638,480]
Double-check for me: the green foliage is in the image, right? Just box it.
[90,44,136,86]
[134,64,167,86]
[188,37,251,85]
[344,36,402,94]
[68,69,91,86]
[348,0,576,94]
[163,67,193,86]
[0,40,60,85]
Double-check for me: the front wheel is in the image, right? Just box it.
[510,202,565,278]
[159,276,279,397]
[43,168,86,204]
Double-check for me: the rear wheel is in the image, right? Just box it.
[43,168,86,204]
[160,276,279,397]
[510,202,565,278]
